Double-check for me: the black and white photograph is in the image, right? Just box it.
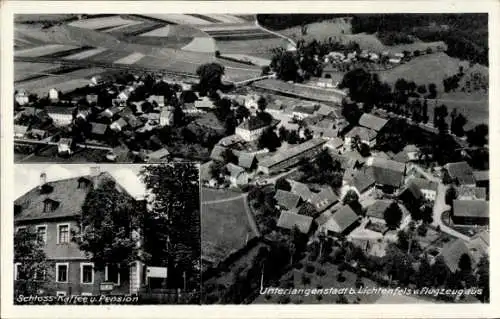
[2,2,497,318]
[196,13,489,304]
[13,163,201,304]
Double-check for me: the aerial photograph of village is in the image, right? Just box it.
[12,13,489,304]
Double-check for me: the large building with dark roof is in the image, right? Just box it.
[258,138,327,174]
[14,169,145,297]
[235,116,279,142]
[444,161,476,186]
[452,200,489,225]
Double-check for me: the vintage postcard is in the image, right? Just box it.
[1,1,499,318]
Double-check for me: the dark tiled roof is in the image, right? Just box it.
[45,105,76,115]
[350,168,376,193]
[472,171,489,182]
[324,137,344,149]
[210,145,226,162]
[238,152,255,169]
[14,173,120,222]
[113,117,128,128]
[439,239,471,273]
[277,211,313,234]
[368,157,405,187]
[90,122,108,135]
[444,161,475,185]
[274,190,301,210]
[345,126,377,141]
[458,185,487,200]
[226,163,246,178]
[293,105,317,115]
[237,116,270,131]
[290,181,315,201]
[309,186,339,212]
[259,138,326,169]
[147,148,170,161]
[358,113,388,132]
[452,200,489,219]
[324,205,359,233]
[366,200,394,219]
[408,177,438,192]
[15,125,28,135]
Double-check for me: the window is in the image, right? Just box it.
[80,263,94,284]
[56,263,68,283]
[105,265,121,286]
[56,291,66,297]
[15,226,26,233]
[57,224,70,244]
[34,269,47,281]
[36,225,47,244]
[43,199,59,212]
[14,263,21,280]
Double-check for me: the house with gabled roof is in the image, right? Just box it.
[366,200,395,223]
[358,113,389,132]
[452,200,489,225]
[437,239,473,273]
[14,168,145,296]
[344,126,377,148]
[235,116,279,142]
[444,161,475,186]
[319,205,360,236]
[309,186,339,213]
[289,181,315,202]
[277,211,313,234]
[274,190,301,211]
[238,152,256,170]
[406,177,438,201]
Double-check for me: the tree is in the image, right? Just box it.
[196,63,225,95]
[358,142,371,157]
[420,203,433,224]
[428,83,437,99]
[343,189,359,206]
[298,202,317,217]
[235,105,250,121]
[418,257,435,287]
[445,186,458,206]
[417,84,427,95]
[221,148,237,164]
[14,227,52,297]
[466,124,488,147]
[451,113,467,137]
[384,245,412,284]
[341,99,362,125]
[477,256,489,302]
[257,96,267,112]
[224,113,238,136]
[316,149,334,172]
[458,254,472,273]
[384,202,403,230]
[422,99,429,123]
[74,178,143,270]
[258,128,281,152]
[442,170,453,185]
[276,177,292,191]
[210,161,227,184]
[397,230,410,251]
[140,164,201,289]
[271,50,299,82]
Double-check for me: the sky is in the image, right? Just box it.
[15,164,147,199]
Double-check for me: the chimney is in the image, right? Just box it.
[40,172,47,188]
[89,166,100,189]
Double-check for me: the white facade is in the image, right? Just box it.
[49,88,59,101]
[48,113,73,127]
[421,189,437,201]
[235,126,268,142]
[344,136,376,149]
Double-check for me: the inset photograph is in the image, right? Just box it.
[13,163,201,304]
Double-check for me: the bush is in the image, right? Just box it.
[337,272,346,283]
[293,262,303,270]
[305,264,316,273]
[278,296,291,304]
[301,274,311,285]
[316,295,323,301]
[316,268,326,276]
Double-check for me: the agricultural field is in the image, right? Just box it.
[215,38,289,59]
[137,14,216,25]
[113,52,145,65]
[68,16,142,30]
[15,44,80,58]
[201,189,257,265]
[14,62,63,82]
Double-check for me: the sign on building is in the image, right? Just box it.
[146,266,168,278]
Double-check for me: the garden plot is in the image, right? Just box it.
[15,62,63,82]
[137,25,171,37]
[68,16,142,30]
[114,52,145,65]
[181,37,217,53]
[199,23,259,33]
[15,44,80,57]
[202,14,248,24]
[85,49,134,64]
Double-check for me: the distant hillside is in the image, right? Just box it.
[257,13,488,65]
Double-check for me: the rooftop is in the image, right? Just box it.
[444,161,475,185]
[323,205,359,234]
[366,200,394,220]
[237,116,273,131]
[309,186,339,212]
[345,126,377,141]
[452,200,489,218]
[439,239,471,273]
[359,113,388,132]
[274,190,301,210]
[259,138,327,169]
[408,177,438,192]
[277,211,313,234]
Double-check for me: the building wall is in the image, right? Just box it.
[421,189,436,201]
[235,126,268,142]
[344,136,376,149]
[49,114,73,127]
[452,216,488,226]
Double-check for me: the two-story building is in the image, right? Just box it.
[14,169,145,297]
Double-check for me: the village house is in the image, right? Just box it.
[344,126,378,148]
[444,161,476,186]
[323,137,344,152]
[457,185,487,201]
[366,157,406,191]
[14,125,28,139]
[57,138,73,155]
[318,205,360,237]
[237,152,256,171]
[90,122,108,139]
[235,116,278,142]
[292,105,318,120]
[406,177,438,201]
[277,211,313,234]
[48,88,59,102]
[160,105,175,127]
[46,106,75,127]
[14,169,145,296]
[15,90,30,106]
[359,113,389,133]
[86,94,99,105]
[289,180,315,202]
[437,238,474,274]
[29,129,48,140]
[365,200,395,224]
[452,200,489,225]
[110,118,129,132]
[308,186,339,213]
[274,190,301,211]
[226,163,249,186]
[145,148,170,163]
